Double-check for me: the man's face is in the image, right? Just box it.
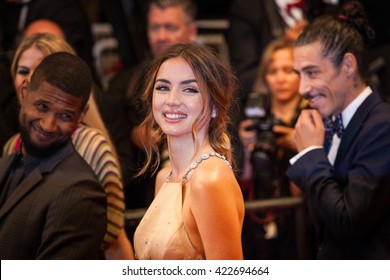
[147,5,197,56]
[19,81,85,156]
[294,41,349,118]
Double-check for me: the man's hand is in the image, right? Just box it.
[294,109,324,152]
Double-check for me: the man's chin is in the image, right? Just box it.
[22,138,68,158]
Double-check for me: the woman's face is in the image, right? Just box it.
[265,47,300,103]
[152,57,209,139]
[14,47,45,100]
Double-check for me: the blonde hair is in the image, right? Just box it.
[11,33,76,80]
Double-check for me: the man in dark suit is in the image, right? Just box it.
[287,1,390,259]
[0,52,107,259]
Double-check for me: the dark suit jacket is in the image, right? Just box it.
[226,0,287,111]
[0,141,107,260]
[287,91,390,259]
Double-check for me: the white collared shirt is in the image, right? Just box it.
[274,0,304,28]
[290,86,373,165]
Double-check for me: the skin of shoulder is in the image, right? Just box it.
[184,157,245,259]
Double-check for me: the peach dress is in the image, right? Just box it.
[134,152,231,260]
[133,181,204,260]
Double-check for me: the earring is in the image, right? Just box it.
[211,108,217,118]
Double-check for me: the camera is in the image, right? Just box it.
[244,92,284,198]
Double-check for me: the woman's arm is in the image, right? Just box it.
[190,161,245,259]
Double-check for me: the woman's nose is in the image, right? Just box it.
[165,91,180,106]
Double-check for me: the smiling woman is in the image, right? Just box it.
[133,43,244,260]
[153,57,204,137]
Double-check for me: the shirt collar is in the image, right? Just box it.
[341,86,372,129]
[16,144,42,177]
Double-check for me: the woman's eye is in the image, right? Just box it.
[17,68,30,76]
[155,85,169,91]
[183,87,199,94]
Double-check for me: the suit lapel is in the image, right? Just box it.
[0,154,17,185]
[0,168,43,219]
[334,92,382,168]
[0,141,75,219]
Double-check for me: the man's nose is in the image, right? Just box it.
[299,78,311,96]
[157,28,168,40]
[40,114,57,132]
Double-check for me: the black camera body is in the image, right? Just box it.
[244,92,283,198]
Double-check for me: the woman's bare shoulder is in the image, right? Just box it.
[188,157,238,193]
[155,166,171,194]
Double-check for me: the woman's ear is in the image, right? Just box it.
[18,79,30,103]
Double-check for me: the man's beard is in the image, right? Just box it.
[19,122,69,158]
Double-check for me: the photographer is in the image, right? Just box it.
[238,36,309,259]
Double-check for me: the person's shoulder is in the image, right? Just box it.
[157,166,171,182]
[72,125,108,146]
[375,99,390,114]
[73,124,99,135]
[3,133,21,156]
[0,152,16,166]
[155,166,171,194]
[188,155,237,193]
[366,97,390,124]
[155,165,171,189]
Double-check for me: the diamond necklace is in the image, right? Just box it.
[166,151,231,183]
